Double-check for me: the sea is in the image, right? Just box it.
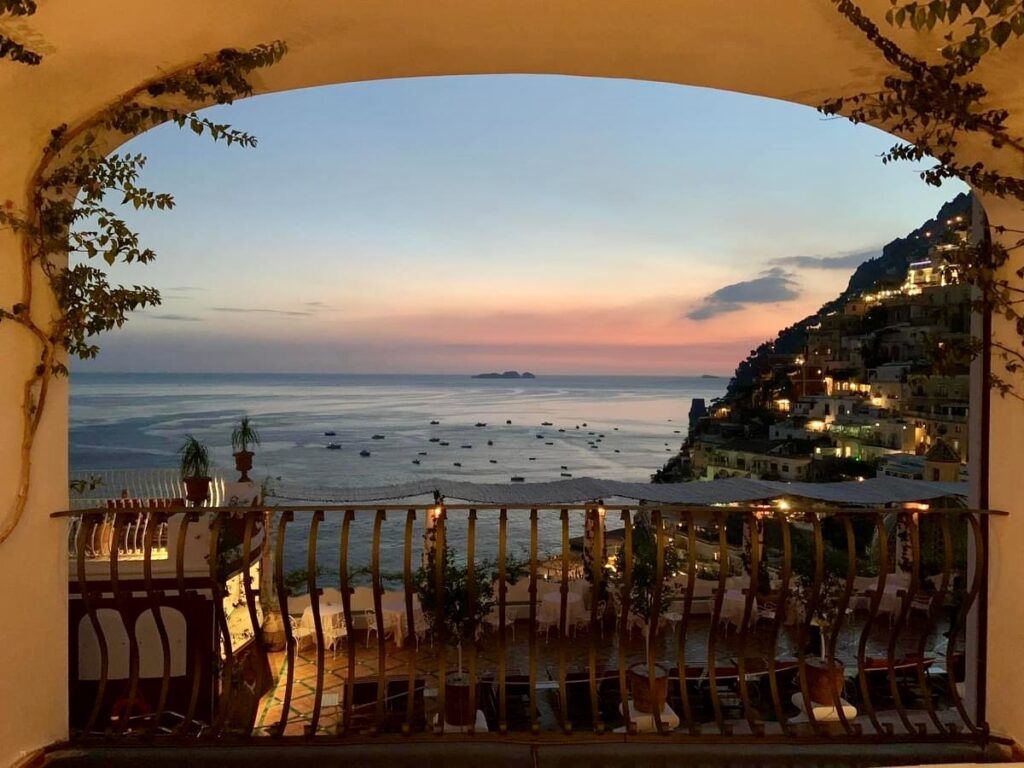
[70,372,726,576]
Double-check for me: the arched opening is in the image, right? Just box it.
[3,3,1024,761]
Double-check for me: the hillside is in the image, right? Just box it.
[725,192,972,397]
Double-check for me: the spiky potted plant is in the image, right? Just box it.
[179,435,212,506]
[231,415,261,482]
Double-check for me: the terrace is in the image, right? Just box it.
[54,477,1003,761]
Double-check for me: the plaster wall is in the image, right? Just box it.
[2,1,1024,764]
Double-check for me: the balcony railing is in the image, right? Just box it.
[56,502,1000,745]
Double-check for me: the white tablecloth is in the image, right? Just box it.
[301,597,407,646]
[379,592,410,646]
[301,603,345,630]
[720,589,755,628]
[539,591,585,633]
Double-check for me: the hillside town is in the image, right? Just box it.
[658,199,972,487]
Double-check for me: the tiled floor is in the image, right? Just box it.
[253,611,964,738]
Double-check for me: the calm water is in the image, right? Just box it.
[70,372,725,573]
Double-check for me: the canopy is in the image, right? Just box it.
[268,475,967,506]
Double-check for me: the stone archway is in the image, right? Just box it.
[3,2,1024,762]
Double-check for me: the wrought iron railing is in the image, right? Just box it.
[55,502,1001,744]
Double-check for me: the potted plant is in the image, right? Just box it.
[179,434,212,506]
[612,514,681,714]
[794,573,846,705]
[415,543,497,727]
[230,415,261,482]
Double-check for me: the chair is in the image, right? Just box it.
[754,599,777,629]
[410,607,432,648]
[289,615,314,649]
[365,613,395,648]
[910,592,933,618]
[324,613,348,656]
[595,599,608,637]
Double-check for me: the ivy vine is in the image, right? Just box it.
[0,40,287,544]
[821,0,1024,401]
[0,0,40,65]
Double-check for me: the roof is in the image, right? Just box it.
[925,438,961,463]
[269,475,968,506]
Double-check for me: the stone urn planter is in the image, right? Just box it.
[628,662,669,713]
[183,476,211,507]
[444,672,473,726]
[805,658,845,705]
[233,450,254,482]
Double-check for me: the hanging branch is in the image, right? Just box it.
[0,40,287,545]
[0,0,41,65]
[821,0,1024,401]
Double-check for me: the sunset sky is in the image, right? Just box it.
[80,75,964,375]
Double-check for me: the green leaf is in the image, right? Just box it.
[991,19,1012,45]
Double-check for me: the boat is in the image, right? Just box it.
[511,476,525,482]
[418,451,428,455]
[453,462,462,467]
[558,429,565,433]
[440,441,450,446]
[545,442,553,446]
[487,440,493,446]
[359,449,371,457]
[536,434,544,439]
[561,465,568,470]
[489,459,497,464]
[461,444,472,449]
[506,419,512,424]
[614,449,620,453]
[529,457,537,461]
[430,420,440,425]
[475,422,487,427]
[429,437,440,443]
[326,442,341,450]
[541,421,553,426]
[372,434,385,440]
[412,459,421,465]
[561,473,572,478]
[324,431,337,436]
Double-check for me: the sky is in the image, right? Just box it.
[78,74,966,376]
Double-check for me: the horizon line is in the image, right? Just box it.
[70,369,734,378]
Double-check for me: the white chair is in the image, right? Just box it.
[365,612,395,648]
[536,604,559,643]
[324,614,348,657]
[412,607,432,648]
[289,615,314,650]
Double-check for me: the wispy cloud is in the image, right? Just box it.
[147,313,204,322]
[211,306,312,317]
[686,267,800,321]
[768,247,879,271]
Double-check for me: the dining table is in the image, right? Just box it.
[539,590,585,634]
